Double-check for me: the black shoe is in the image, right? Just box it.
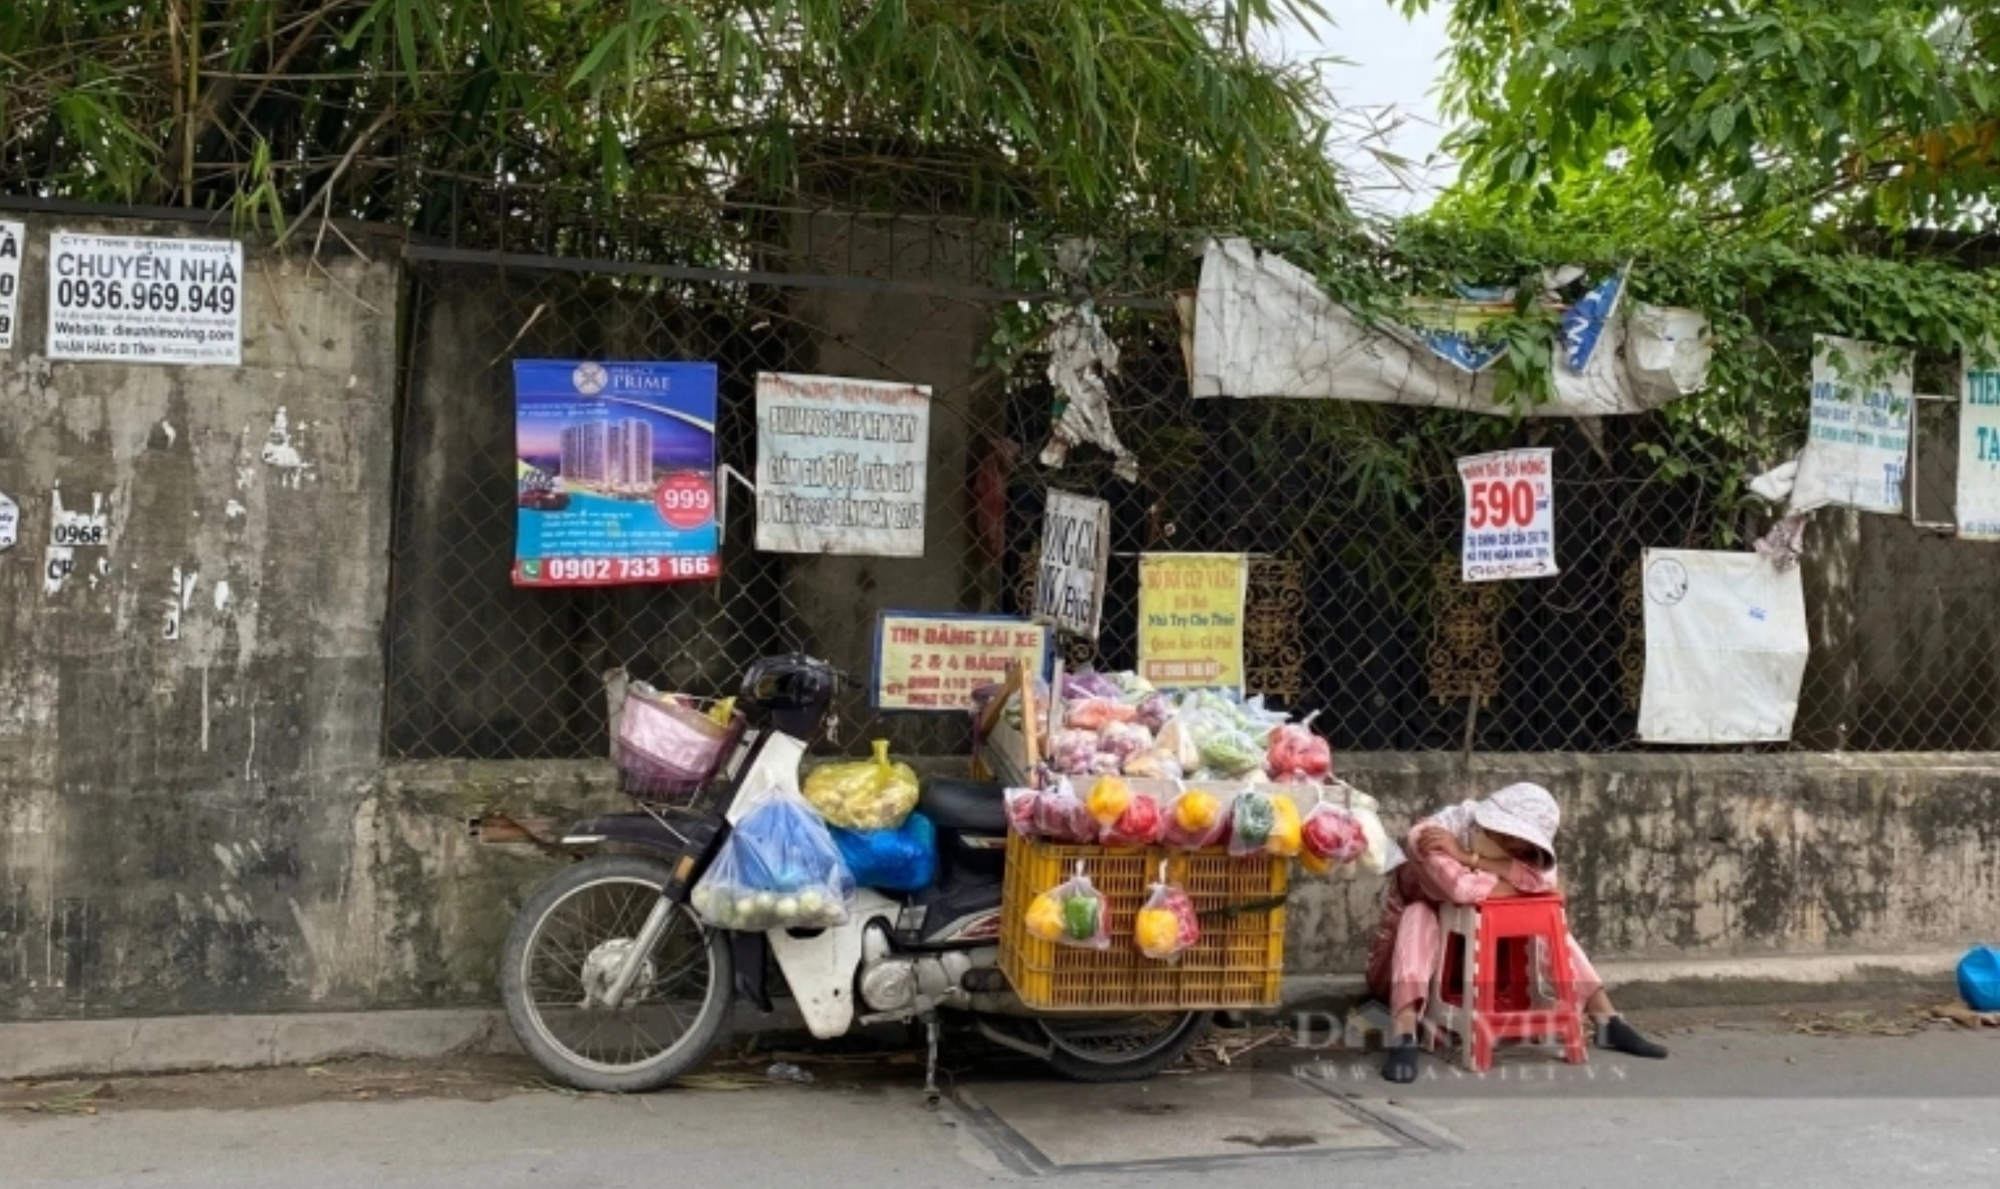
[1601,1016,1669,1059]
[1381,1035,1420,1083]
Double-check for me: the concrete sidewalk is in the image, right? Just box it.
[0,949,1964,1081]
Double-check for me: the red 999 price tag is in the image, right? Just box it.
[655,471,715,529]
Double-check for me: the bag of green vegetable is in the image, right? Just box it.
[689,783,855,932]
[1228,787,1280,857]
[802,739,920,830]
[1033,863,1110,950]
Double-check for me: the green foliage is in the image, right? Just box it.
[1401,0,2000,229]
[1,0,1349,238]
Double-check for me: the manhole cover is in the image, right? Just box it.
[952,1070,1439,1174]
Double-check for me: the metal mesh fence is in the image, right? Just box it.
[383,225,2000,760]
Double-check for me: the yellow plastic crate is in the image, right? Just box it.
[999,832,1288,1012]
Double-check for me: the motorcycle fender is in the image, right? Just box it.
[766,890,899,1040]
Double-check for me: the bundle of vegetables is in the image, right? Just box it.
[1023,865,1110,949]
[690,783,855,932]
[1135,878,1200,962]
[802,740,919,830]
[1086,776,1164,848]
[1265,713,1333,781]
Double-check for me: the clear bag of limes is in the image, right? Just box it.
[690,782,855,932]
[1022,863,1110,950]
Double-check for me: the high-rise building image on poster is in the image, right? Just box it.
[560,421,610,485]
[607,418,654,491]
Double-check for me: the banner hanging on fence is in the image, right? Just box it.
[0,221,23,351]
[755,372,930,558]
[1136,553,1247,691]
[873,612,1050,711]
[1637,549,1809,744]
[45,231,243,365]
[513,360,720,587]
[1790,336,1913,515]
[1457,448,1558,582]
[1957,345,2000,541]
[1032,490,1111,639]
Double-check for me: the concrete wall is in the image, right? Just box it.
[0,212,399,1018]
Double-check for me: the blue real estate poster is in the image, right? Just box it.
[513,360,720,587]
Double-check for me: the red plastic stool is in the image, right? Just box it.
[1419,894,1589,1073]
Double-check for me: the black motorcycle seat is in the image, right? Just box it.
[917,776,1008,832]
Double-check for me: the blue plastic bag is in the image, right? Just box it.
[829,813,937,893]
[1959,945,2000,1012]
[690,784,855,932]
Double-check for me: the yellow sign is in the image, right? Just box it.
[874,612,1050,711]
[1137,553,1247,690]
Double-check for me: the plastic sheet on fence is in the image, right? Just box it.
[1190,237,1712,418]
[1637,549,1809,744]
[1790,335,1913,515]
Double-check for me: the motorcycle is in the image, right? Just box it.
[500,653,1211,1100]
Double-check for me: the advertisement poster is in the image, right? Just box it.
[1136,553,1247,691]
[1637,549,1808,744]
[873,612,1050,711]
[1791,335,1912,515]
[1457,448,1558,582]
[755,372,930,557]
[1031,490,1111,639]
[0,220,22,351]
[1957,346,2000,541]
[513,360,719,587]
[45,231,243,365]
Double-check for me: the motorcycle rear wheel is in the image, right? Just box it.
[501,855,733,1093]
[1035,1012,1211,1083]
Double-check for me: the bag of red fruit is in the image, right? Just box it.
[1298,787,1369,876]
[1265,712,1333,782]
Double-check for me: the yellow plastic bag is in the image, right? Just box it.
[802,739,919,830]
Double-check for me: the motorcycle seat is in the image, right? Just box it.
[916,776,1008,833]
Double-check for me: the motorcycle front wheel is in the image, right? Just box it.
[1035,1012,1212,1083]
[501,855,733,1093]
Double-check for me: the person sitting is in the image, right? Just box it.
[1363,782,1670,1083]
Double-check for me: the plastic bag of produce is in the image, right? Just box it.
[1062,671,1123,702]
[690,783,855,932]
[1320,781,1395,875]
[1049,729,1100,776]
[1089,751,1125,776]
[1267,793,1303,858]
[1097,722,1155,765]
[1033,778,1099,844]
[1183,709,1264,778]
[1122,748,1183,782]
[829,813,937,893]
[1228,788,1279,857]
[1154,716,1202,773]
[802,740,919,830]
[1004,787,1039,835]
[1023,865,1110,949]
[1265,713,1333,781]
[1065,697,1138,731]
[1161,784,1229,849]
[1087,776,1163,848]
[1136,692,1175,732]
[1301,793,1368,866]
[1134,872,1200,962]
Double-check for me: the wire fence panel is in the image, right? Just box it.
[383,233,2000,761]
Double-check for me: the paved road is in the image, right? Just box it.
[4,1018,1997,1189]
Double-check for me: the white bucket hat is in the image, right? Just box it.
[1472,783,1560,866]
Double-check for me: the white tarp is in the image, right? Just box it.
[1956,345,2000,541]
[1637,549,1808,744]
[1790,335,1913,515]
[754,372,930,558]
[1191,238,1712,417]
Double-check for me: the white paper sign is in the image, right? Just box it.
[1957,346,2000,541]
[0,492,18,551]
[1457,448,1557,582]
[755,373,930,557]
[0,220,23,351]
[46,232,243,365]
[1033,490,1111,639]
[1637,549,1808,744]
[1791,335,1912,514]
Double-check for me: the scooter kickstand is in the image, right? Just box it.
[921,1012,942,1109]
